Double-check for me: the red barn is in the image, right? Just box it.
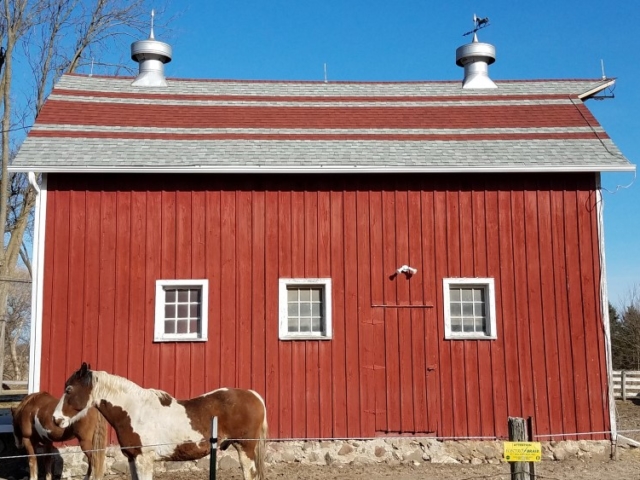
[9,33,635,443]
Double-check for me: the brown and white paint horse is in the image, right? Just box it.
[11,391,107,480]
[53,363,268,480]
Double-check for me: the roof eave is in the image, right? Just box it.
[9,164,636,174]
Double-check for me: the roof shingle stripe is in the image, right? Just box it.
[11,137,630,171]
[54,74,611,97]
[28,130,608,142]
[47,94,576,108]
[51,88,579,103]
[32,125,605,135]
[36,101,595,130]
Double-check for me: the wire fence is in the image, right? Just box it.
[2,405,638,480]
[0,426,636,462]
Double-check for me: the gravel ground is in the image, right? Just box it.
[127,450,640,480]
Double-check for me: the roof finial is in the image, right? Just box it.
[150,9,155,40]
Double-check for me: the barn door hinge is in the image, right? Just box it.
[363,365,386,371]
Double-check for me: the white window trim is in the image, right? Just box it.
[443,278,497,340]
[279,278,332,340]
[154,279,209,342]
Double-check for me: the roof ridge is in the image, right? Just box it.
[63,72,608,85]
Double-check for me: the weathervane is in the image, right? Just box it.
[463,14,490,36]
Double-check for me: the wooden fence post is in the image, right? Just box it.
[622,370,627,401]
[508,417,530,480]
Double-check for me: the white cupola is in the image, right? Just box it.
[455,15,496,89]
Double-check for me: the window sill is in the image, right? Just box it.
[153,336,208,343]
[445,334,496,341]
[279,335,332,341]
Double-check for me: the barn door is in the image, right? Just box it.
[367,189,439,436]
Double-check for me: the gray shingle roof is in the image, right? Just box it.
[10,75,634,173]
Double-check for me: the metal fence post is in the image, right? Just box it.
[209,416,218,480]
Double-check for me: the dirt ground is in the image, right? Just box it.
[4,400,640,479]
[145,450,640,480]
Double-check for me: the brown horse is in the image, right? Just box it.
[53,363,268,480]
[11,391,107,480]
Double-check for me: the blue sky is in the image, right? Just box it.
[104,1,640,305]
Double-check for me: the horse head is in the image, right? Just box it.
[53,362,95,428]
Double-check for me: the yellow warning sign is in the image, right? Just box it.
[503,442,542,462]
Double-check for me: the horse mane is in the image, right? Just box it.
[92,371,174,404]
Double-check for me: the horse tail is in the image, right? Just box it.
[254,395,268,480]
[91,411,107,480]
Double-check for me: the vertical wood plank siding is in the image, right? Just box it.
[41,172,610,441]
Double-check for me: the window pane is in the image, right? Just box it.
[300,289,310,301]
[312,317,322,332]
[474,302,485,316]
[190,289,201,302]
[451,317,462,332]
[300,303,311,316]
[473,288,484,301]
[177,304,189,318]
[288,303,299,316]
[190,319,199,333]
[190,304,200,317]
[450,288,460,301]
[475,317,486,333]
[311,303,321,316]
[177,290,189,302]
[177,320,189,334]
[165,320,175,334]
[166,290,176,302]
[462,303,474,316]
[461,289,473,301]
[311,289,322,301]
[288,317,298,332]
[462,318,475,332]
[299,318,311,332]
[165,304,176,319]
[287,289,298,301]
[450,303,461,316]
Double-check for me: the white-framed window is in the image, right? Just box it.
[154,279,209,342]
[443,278,496,340]
[279,278,332,340]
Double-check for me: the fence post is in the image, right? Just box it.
[508,417,530,480]
[622,370,627,401]
[526,416,536,480]
[209,416,218,480]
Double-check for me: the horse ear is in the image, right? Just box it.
[81,362,89,374]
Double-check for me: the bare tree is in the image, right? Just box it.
[0,0,167,383]
[4,268,30,380]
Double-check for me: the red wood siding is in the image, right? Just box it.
[40,172,610,441]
